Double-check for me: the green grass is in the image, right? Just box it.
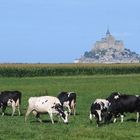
[0,74,140,140]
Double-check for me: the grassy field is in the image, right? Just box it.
[0,74,140,140]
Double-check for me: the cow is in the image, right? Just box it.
[57,91,76,116]
[25,96,68,124]
[106,92,140,123]
[89,99,110,127]
[0,90,22,116]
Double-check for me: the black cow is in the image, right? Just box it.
[106,92,140,123]
[57,91,76,115]
[0,90,22,116]
[89,99,110,126]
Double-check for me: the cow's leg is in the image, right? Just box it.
[64,101,71,115]
[67,106,71,115]
[11,101,16,116]
[113,118,117,123]
[36,113,42,123]
[32,111,42,123]
[71,100,76,116]
[72,105,76,116]
[49,112,54,124]
[25,107,32,122]
[15,99,21,116]
[57,115,61,123]
[96,119,99,127]
[136,112,139,123]
[73,107,76,116]
[2,106,6,116]
[89,113,93,122]
[113,114,118,123]
[121,115,124,123]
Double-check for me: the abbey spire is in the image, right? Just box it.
[106,28,110,36]
[93,29,124,51]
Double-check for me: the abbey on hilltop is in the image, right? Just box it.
[93,29,124,52]
[74,29,140,63]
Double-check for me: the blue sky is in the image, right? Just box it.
[0,0,140,63]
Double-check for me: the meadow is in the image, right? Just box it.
[0,74,140,140]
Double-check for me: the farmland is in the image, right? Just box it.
[0,63,140,77]
[0,73,140,140]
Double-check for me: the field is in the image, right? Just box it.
[0,63,140,77]
[0,74,140,140]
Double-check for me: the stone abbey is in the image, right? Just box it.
[75,30,140,63]
[93,29,124,52]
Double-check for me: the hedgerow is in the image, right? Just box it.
[0,63,140,77]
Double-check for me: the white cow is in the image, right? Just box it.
[25,96,68,124]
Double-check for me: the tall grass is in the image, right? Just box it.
[0,63,140,77]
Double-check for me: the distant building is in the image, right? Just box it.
[75,29,140,63]
[93,29,124,52]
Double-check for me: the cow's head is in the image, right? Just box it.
[93,101,109,122]
[107,92,121,102]
[92,103,103,122]
[55,103,68,124]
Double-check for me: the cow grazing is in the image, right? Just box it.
[57,91,76,116]
[0,90,22,116]
[25,96,68,124]
[106,92,140,123]
[89,99,110,126]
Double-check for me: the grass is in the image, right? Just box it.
[0,74,140,140]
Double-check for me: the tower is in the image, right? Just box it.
[106,28,110,36]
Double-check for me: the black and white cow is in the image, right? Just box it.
[57,91,76,116]
[89,99,110,126]
[0,90,22,116]
[106,92,140,123]
[25,96,68,124]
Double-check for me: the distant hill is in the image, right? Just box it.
[74,30,140,63]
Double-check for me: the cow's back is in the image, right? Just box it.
[57,92,69,104]
[28,96,61,112]
[118,95,140,112]
[57,91,76,104]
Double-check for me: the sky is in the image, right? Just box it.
[0,0,140,63]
